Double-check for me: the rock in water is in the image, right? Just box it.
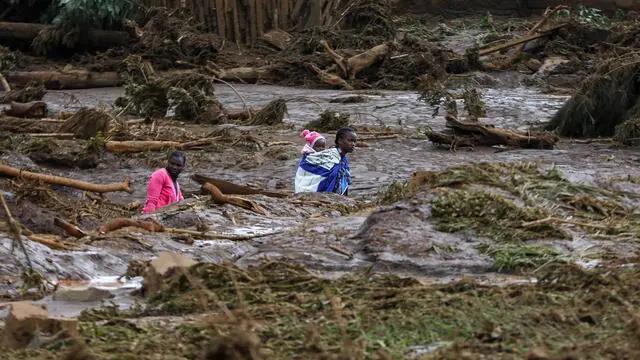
[143,252,198,295]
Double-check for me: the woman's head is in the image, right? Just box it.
[300,129,327,152]
[166,151,186,179]
[335,127,357,154]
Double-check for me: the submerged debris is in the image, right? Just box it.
[546,52,640,140]
[0,81,47,104]
[117,55,217,120]
[59,108,111,139]
[305,110,350,131]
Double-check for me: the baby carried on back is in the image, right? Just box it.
[294,128,356,195]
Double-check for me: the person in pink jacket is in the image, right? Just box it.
[142,151,186,214]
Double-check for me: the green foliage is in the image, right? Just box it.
[480,244,563,273]
[53,0,133,29]
[555,4,611,29]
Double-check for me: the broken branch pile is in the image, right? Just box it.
[545,53,640,144]
[428,114,559,149]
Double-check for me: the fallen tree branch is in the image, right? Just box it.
[306,62,353,90]
[0,73,10,92]
[4,101,47,118]
[192,174,290,198]
[427,115,559,149]
[0,192,31,269]
[478,23,567,57]
[328,245,353,259]
[53,218,88,238]
[5,70,123,90]
[97,218,165,233]
[507,5,570,64]
[27,234,75,251]
[0,163,132,193]
[104,137,222,153]
[28,133,75,139]
[203,183,266,215]
[320,40,391,80]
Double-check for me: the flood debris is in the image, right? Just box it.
[427,114,559,150]
[0,81,46,104]
[5,69,122,90]
[545,53,640,143]
[192,174,290,198]
[202,183,265,215]
[0,163,131,193]
[117,55,218,121]
[134,8,218,70]
[3,101,47,118]
[59,108,111,139]
[305,110,350,131]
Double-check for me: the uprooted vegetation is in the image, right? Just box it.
[373,162,640,273]
[545,52,640,143]
[116,55,219,121]
[14,261,636,359]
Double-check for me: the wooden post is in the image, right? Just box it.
[256,0,264,37]
[224,0,233,42]
[248,0,257,45]
[232,0,241,44]
[308,0,323,27]
[215,0,226,38]
[280,0,288,29]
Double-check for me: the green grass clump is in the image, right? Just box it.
[431,189,564,242]
[481,244,563,273]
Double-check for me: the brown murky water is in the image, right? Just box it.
[4,74,640,316]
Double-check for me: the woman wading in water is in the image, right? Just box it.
[295,127,357,195]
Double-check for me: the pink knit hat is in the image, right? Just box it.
[300,129,325,147]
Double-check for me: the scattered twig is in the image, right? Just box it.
[212,77,249,110]
[522,217,612,231]
[328,245,353,259]
[0,192,31,269]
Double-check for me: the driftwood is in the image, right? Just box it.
[53,218,87,238]
[205,62,269,83]
[0,116,61,133]
[4,101,47,118]
[427,115,558,149]
[0,163,132,193]
[104,137,222,153]
[5,70,123,90]
[306,62,353,90]
[192,174,290,198]
[98,218,165,234]
[27,234,75,251]
[28,133,75,139]
[477,23,567,57]
[0,22,131,50]
[320,40,391,80]
[202,182,266,214]
[0,74,10,92]
[507,6,570,64]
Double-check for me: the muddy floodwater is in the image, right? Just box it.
[3,76,640,319]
